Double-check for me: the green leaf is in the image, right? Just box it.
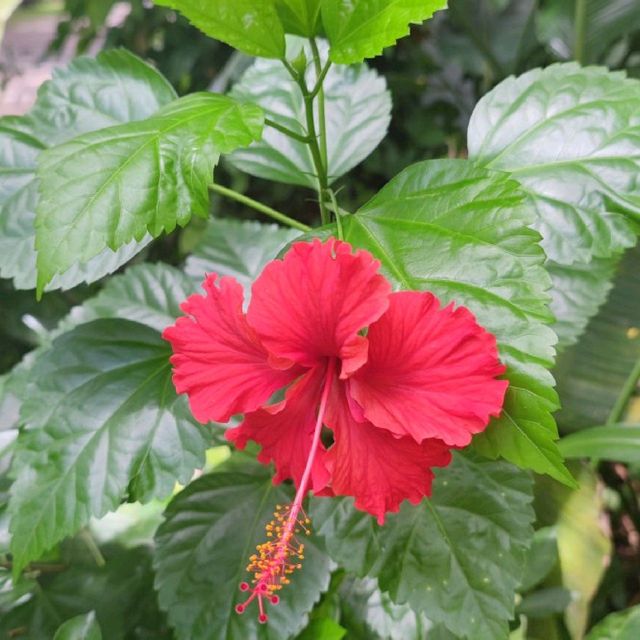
[321,0,448,64]
[554,245,640,431]
[35,93,263,295]
[27,50,177,145]
[229,38,391,188]
[468,64,640,348]
[185,218,301,292]
[61,262,197,334]
[0,50,176,291]
[312,452,535,640]
[342,158,573,485]
[586,605,640,640]
[54,612,102,640]
[547,256,618,348]
[8,319,209,576]
[339,578,428,640]
[154,0,286,58]
[537,0,640,64]
[558,426,640,463]
[276,0,322,36]
[154,466,331,640]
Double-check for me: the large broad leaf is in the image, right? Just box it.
[586,605,640,640]
[321,0,447,64]
[229,38,391,188]
[154,465,331,640]
[342,158,572,485]
[554,245,640,431]
[468,64,640,348]
[35,93,263,295]
[153,0,286,58]
[26,49,177,145]
[312,452,535,640]
[60,262,197,334]
[185,218,301,292]
[8,319,210,576]
[0,50,176,291]
[537,0,640,63]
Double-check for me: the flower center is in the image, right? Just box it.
[234,359,336,623]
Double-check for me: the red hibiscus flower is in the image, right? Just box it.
[163,237,507,622]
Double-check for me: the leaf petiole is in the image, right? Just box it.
[208,183,311,232]
[264,118,312,144]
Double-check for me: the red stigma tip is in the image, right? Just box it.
[270,595,280,605]
[258,614,268,624]
[235,604,245,614]
[259,583,268,592]
[239,582,249,592]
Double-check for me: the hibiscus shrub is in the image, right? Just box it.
[2,1,640,639]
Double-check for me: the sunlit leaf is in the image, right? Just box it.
[468,63,640,348]
[35,93,263,295]
[343,158,572,484]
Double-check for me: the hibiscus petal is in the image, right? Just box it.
[325,381,452,524]
[350,291,508,447]
[247,239,391,377]
[163,274,298,423]
[226,367,331,493]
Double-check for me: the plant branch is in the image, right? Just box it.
[574,0,587,65]
[264,117,311,144]
[208,183,311,232]
[309,58,332,99]
[606,358,640,426]
[309,39,329,173]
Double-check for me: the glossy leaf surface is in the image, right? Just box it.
[343,158,572,484]
[229,38,391,188]
[35,93,263,294]
[8,319,209,575]
[0,50,175,291]
[154,465,331,640]
[312,452,534,640]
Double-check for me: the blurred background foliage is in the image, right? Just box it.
[1,0,640,638]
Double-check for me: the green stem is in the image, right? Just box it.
[606,358,640,426]
[208,183,311,232]
[280,43,333,226]
[574,0,587,65]
[264,117,311,144]
[309,39,329,175]
[309,58,332,99]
